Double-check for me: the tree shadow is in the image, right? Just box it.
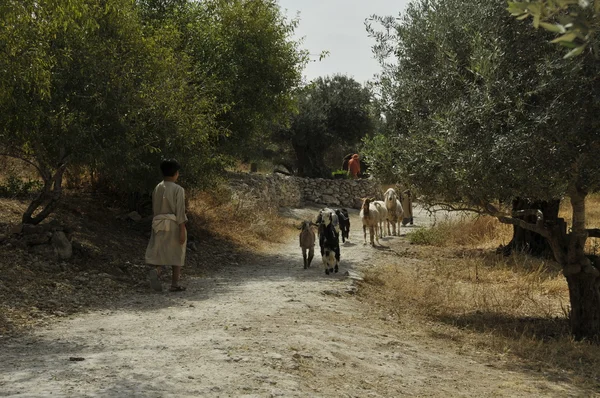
[435,311,600,389]
[372,244,392,251]
[0,217,367,394]
[436,311,570,341]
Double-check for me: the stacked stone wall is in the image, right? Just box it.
[227,172,381,209]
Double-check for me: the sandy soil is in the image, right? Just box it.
[0,207,587,397]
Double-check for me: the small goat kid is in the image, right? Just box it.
[360,198,381,246]
[335,208,350,243]
[383,188,404,236]
[299,220,316,269]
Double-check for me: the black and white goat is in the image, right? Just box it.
[316,209,340,275]
[316,208,340,236]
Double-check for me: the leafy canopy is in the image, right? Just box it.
[273,75,375,178]
[363,0,600,206]
[508,0,600,58]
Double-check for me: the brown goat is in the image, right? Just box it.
[299,220,316,269]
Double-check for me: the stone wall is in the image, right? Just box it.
[227,172,381,209]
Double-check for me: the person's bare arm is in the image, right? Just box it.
[179,223,186,245]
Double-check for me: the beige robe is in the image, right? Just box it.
[145,181,188,266]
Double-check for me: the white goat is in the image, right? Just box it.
[373,200,388,238]
[360,198,381,246]
[383,188,404,236]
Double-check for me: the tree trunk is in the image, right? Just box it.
[22,165,67,225]
[563,185,600,339]
[565,270,600,340]
[501,198,560,257]
[292,143,330,178]
[495,185,600,339]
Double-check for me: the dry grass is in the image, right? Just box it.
[187,185,296,249]
[364,251,567,320]
[362,216,600,390]
[407,215,513,249]
[0,157,38,181]
[559,193,600,227]
[560,193,600,255]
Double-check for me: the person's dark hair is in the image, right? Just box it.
[160,159,181,177]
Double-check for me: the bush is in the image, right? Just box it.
[407,226,447,246]
[332,170,348,179]
[0,175,43,198]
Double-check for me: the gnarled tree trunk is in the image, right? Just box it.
[22,163,67,225]
[501,198,561,257]
[562,186,600,340]
[565,270,600,339]
[493,185,600,339]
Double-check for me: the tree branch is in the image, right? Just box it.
[485,203,550,238]
[512,209,544,221]
[424,202,485,214]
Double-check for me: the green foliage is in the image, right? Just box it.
[360,133,401,185]
[364,0,600,206]
[0,0,305,222]
[0,176,43,199]
[273,75,375,178]
[508,0,599,58]
[365,0,600,338]
[173,0,307,160]
[406,227,446,246]
[1,0,219,186]
[331,170,349,179]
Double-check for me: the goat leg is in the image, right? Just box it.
[302,248,307,269]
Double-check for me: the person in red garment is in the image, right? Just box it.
[347,154,361,179]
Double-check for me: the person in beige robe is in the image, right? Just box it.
[145,159,187,292]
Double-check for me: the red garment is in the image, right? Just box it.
[348,155,360,178]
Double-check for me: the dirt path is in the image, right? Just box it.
[0,207,585,397]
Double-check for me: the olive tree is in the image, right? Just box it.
[273,75,375,178]
[0,0,219,223]
[365,0,600,338]
[508,0,600,58]
[175,0,307,162]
